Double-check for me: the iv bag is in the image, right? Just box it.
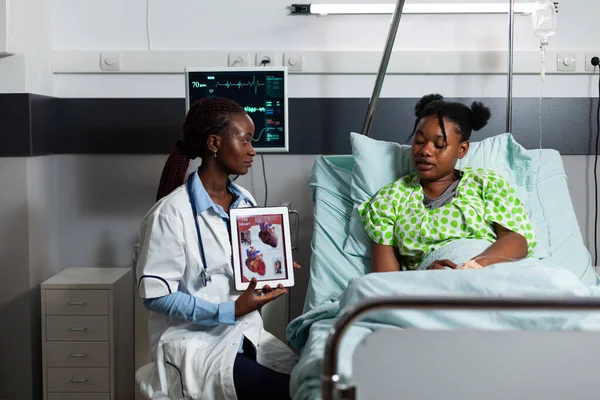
[532,0,557,39]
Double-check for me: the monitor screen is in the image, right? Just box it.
[185,67,289,153]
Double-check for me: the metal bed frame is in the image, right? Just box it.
[322,1,582,399]
[322,296,600,400]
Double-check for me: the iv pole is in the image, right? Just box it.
[360,0,407,137]
[506,0,515,133]
[360,0,517,137]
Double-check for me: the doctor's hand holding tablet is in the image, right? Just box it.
[234,263,301,318]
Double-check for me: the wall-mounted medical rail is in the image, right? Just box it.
[322,296,600,400]
[289,3,559,16]
[360,0,517,136]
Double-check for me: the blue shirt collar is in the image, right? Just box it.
[187,169,252,217]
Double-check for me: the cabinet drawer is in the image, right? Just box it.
[45,290,109,315]
[48,394,110,400]
[46,316,109,341]
[46,342,109,367]
[47,367,110,393]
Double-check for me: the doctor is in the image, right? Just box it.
[136,97,300,400]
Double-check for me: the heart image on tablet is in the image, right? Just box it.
[259,221,278,248]
[245,246,266,276]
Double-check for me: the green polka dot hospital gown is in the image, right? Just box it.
[358,167,536,270]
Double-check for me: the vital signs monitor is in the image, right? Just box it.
[185,67,289,153]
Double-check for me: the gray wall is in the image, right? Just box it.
[563,155,598,259]
[0,159,36,400]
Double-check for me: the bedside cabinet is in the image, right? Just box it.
[41,268,134,400]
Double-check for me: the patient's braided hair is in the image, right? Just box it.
[408,94,491,144]
[155,97,246,201]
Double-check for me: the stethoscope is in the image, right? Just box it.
[187,177,212,286]
[186,174,255,287]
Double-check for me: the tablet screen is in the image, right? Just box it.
[237,213,289,282]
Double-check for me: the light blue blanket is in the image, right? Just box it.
[287,260,600,400]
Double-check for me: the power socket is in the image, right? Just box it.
[585,53,600,71]
[255,52,276,67]
[284,52,304,72]
[100,52,120,72]
[228,52,249,67]
[556,52,576,72]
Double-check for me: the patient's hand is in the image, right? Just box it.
[460,259,484,269]
[426,259,458,270]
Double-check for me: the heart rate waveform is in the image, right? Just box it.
[252,128,266,142]
[244,106,266,113]
[214,75,266,94]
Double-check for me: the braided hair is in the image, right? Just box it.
[155,97,246,201]
[408,94,491,143]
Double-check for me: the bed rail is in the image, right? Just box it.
[322,296,600,400]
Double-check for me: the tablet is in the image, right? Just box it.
[230,206,295,291]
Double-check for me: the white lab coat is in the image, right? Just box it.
[135,181,298,400]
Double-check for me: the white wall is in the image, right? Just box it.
[0,0,53,93]
[51,0,598,51]
[51,0,600,98]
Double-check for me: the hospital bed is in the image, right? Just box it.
[285,1,600,399]
[288,147,600,400]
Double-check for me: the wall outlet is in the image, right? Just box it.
[100,53,120,71]
[284,53,304,72]
[585,53,600,72]
[256,52,276,67]
[228,52,249,67]
[556,52,576,72]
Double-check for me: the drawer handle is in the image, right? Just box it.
[69,378,89,384]
[67,326,88,332]
[68,300,87,306]
[68,351,88,358]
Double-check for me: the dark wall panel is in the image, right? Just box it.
[30,94,59,156]
[0,94,32,156]
[56,98,186,154]
[0,94,598,156]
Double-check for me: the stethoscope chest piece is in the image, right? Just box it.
[201,269,212,286]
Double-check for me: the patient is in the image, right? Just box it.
[359,94,536,271]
